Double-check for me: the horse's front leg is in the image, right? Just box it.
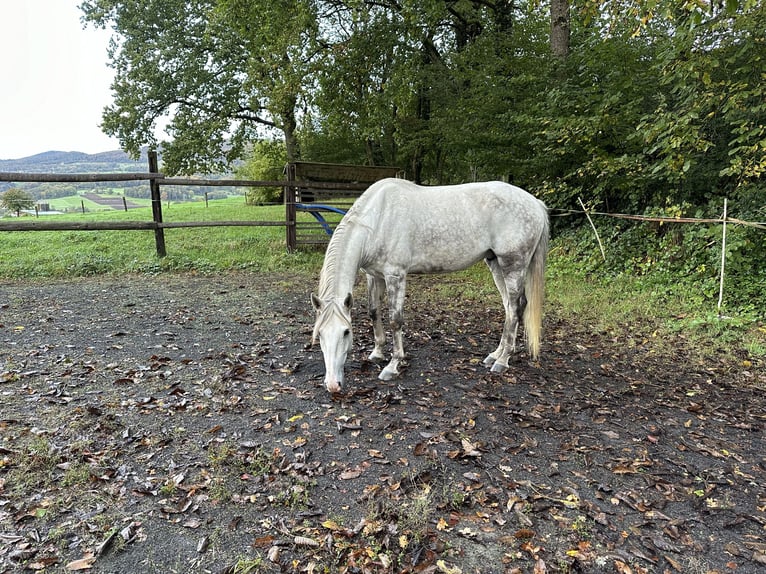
[379,274,406,381]
[366,274,386,362]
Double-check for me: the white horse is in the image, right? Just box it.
[311,178,549,393]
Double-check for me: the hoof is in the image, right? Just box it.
[368,351,386,362]
[483,354,496,367]
[379,367,398,381]
[490,362,508,374]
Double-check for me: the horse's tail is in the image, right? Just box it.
[523,208,549,360]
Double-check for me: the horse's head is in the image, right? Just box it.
[311,292,354,393]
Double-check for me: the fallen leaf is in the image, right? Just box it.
[340,468,362,480]
[253,535,275,548]
[458,527,478,539]
[27,557,59,571]
[66,554,96,571]
[197,536,210,553]
[322,519,343,531]
[294,536,320,547]
[437,559,463,574]
[460,438,481,457]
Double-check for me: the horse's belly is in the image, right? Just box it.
[407,252,485,274]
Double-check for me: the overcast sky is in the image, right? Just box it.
[0,1,120,160]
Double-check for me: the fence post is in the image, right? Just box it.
[285,163,297,252]
[717,198,728,315]
[148,150,167,257]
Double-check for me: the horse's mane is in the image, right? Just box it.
[317,200,373,299]
[317,221,348,299]
[314,222,357,344]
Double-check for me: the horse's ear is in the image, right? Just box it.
[311,293,322,311]
[343,293,353,310]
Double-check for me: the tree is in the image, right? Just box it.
[81,0,764,215]
[81,0,531,182]
[312,1,530,182]
[1,189,35,216]
[550,0,570,58]
[81,0,317,174]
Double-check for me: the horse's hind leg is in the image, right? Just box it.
[483,257,508,367]
[484,258,524,372]
[367,274,386,361]
[379,273,406,381]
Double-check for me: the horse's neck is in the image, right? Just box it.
[319,225,365,299]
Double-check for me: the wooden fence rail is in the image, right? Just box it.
[0,150,281,257]
[0,172,162,183]
[0,151,400,256]
[1,153,401,254]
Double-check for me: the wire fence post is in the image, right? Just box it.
[717,198,728,316]
[578,197,606,261]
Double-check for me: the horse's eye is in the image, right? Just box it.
[343,329,350,338]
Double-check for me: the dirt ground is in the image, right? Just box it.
[0,273,764,574]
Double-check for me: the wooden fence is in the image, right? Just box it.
[285,161,400,250]
[0,152,400,255]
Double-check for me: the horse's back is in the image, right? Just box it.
[349,179,547,274]
[362,178,539,204]
[355,179,546,230]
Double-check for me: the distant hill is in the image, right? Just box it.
[0,149,150,174]
[0,149,240,202]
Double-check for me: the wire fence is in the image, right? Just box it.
[553,198,765,314]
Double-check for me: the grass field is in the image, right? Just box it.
[1,196,764,360]
[1,197,320,276]
[46,194,153,212]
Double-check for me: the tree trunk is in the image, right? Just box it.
[280,96,301,162]
[550,0,570,58]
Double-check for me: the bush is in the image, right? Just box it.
[236,140,287,205]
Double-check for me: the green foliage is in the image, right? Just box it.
[1,188,35,215]
[551,209,766,314]
[235,140,288,204]
[81,1,765,203]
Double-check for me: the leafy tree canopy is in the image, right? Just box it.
[81,0,764,220]
[1,188,35,216]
